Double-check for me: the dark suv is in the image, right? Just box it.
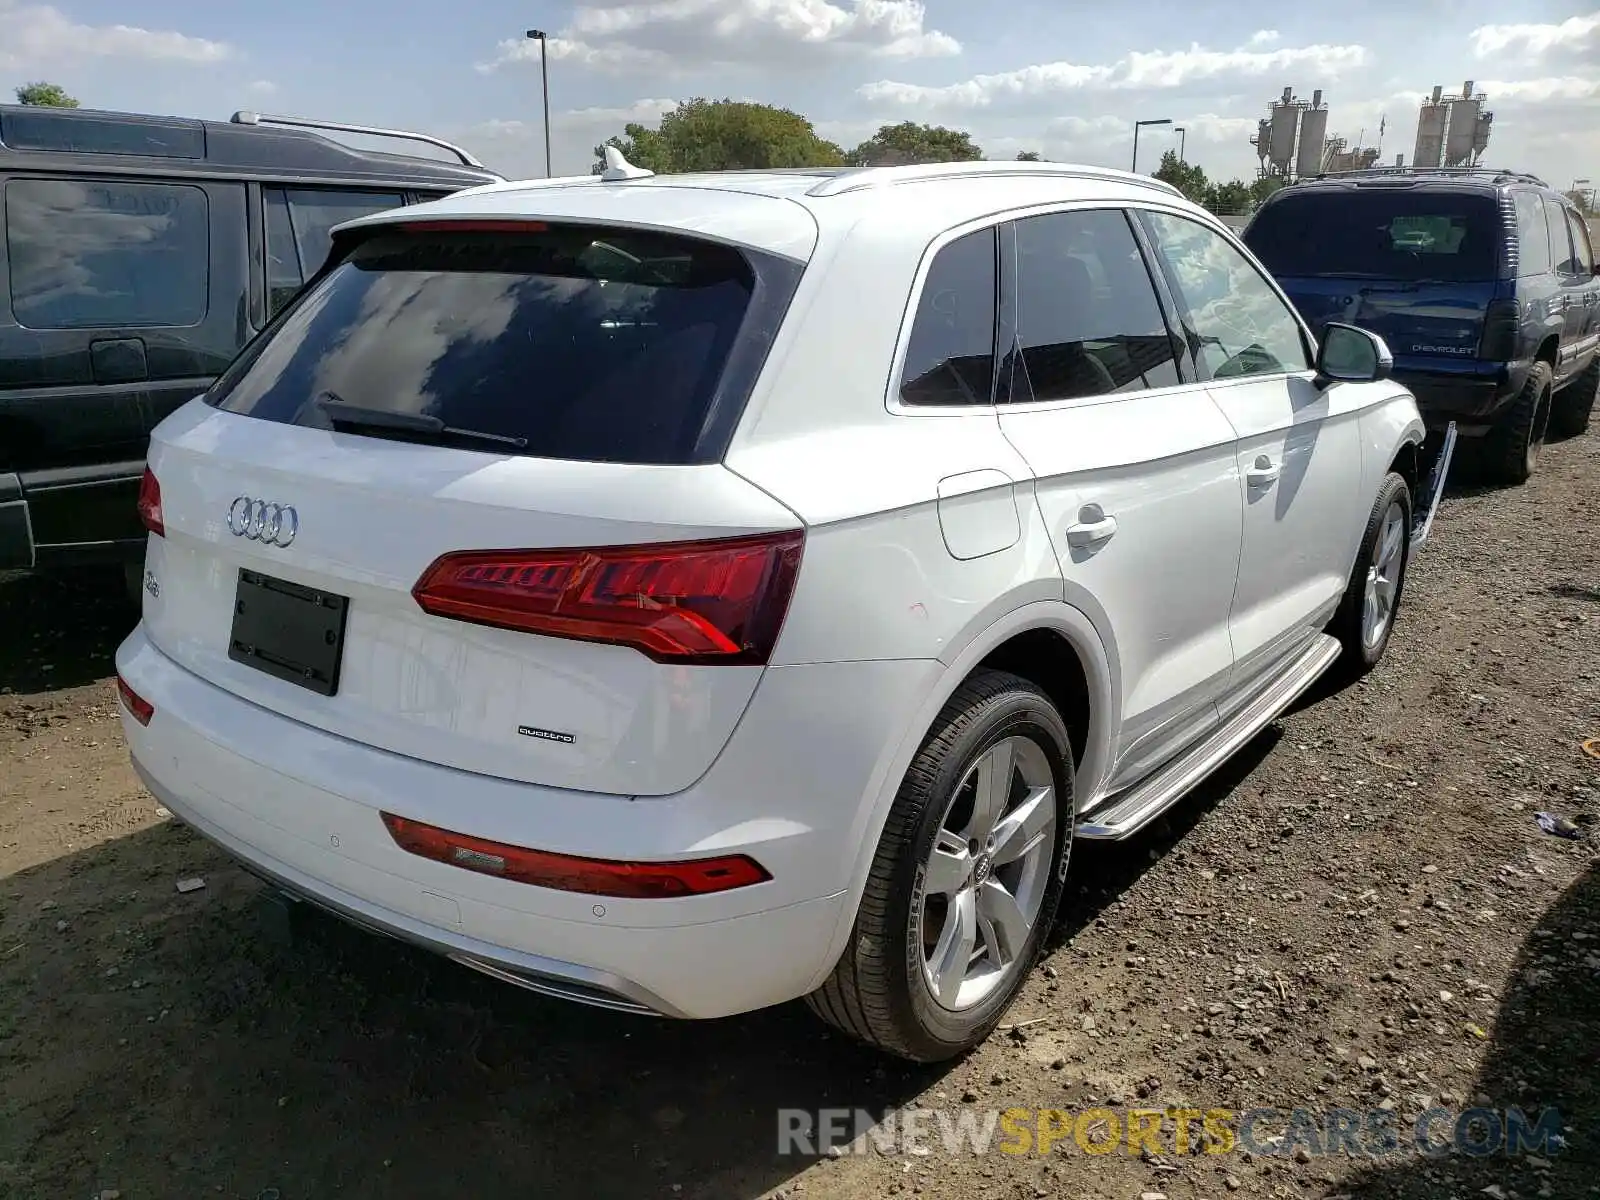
[1243,169,1599,484]
[1,104,501,595]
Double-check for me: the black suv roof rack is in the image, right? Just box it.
[1296,165,1549,188]
[229,110,488,170]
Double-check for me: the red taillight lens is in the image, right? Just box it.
[116,674,154,726]
[1478,298,1520,361]
[411,530,804,665]
[136,467,164,536]
[396,220,549,234]
[379,812,770,899]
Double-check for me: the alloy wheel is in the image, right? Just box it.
[1362,501,1406,649]
[917,735,1057,1012]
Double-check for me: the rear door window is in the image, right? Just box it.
[5,177,209,329]
[264,187,409,317]
[283,188,404,278]
[265,188,303,317]
[1564,209,1594,277]
[1513,190,1553,277]
[208,224,762,465]
[899,228,998,406]
[1245,191,1500,282]
[1009,208,1181,402]
[1547,199,1579,275]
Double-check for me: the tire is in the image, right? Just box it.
[1550,358,1598,439]
[806,669,1075,1062]
[1329,471,1412,676]
[1483,360,1552,485]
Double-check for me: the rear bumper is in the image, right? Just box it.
[1394,360,1529,431]
[115,625,937,1019]
[0,459,147,570]
[0,473,33,570]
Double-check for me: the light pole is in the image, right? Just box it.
[525,28,552,177]
[1132,118,1172,173]
[1174,125,1187,164]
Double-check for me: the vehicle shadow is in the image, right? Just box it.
[1052,726,1284,948]
[0,734,1292,1200]
[0,820,944,1199]
[1337,861,1600,1196]
[0,567,138,695]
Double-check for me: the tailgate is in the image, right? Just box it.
[142,404,801,796]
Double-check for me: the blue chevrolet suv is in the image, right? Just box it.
[1244,169,1598,484]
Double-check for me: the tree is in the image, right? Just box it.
[1209,179,1252,215]
[592,99,843,174]
[1152,149,1213,208]
[15,82,79,108]
[1015,150,1043,162]
[1248,175,1285,209]
[846,122,983,166]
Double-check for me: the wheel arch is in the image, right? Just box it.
[1535,333,1560,368]
[803,599,1119,994]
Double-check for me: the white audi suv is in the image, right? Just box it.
[116,152,1446,1062]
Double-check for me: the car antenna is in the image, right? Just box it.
[600,145,654,182]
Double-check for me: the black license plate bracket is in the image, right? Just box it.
[228,568,349,696]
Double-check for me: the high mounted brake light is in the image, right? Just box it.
[411,530,804,665]
[393,220,549,234]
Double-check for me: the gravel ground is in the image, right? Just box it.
[1,427,1597,1200]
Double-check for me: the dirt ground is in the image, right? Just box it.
[2,430,1598,1200]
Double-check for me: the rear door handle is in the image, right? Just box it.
[1246,456,1282,488]
[1065,511,1118,547]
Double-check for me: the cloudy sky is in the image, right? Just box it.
[4,0,1598,188]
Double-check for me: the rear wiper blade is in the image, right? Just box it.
[315,393,528,450]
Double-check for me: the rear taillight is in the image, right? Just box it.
[116,674,154,726]
[379,812,770,899]
[411,530,804,665]
[1478,298,1520,361]
[136,468,164,536]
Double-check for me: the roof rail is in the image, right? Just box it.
[229,111,490,170]
[806,159,1184,199]
[1298,165,1549,188]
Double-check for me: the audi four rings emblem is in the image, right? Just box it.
[227,496,299,547]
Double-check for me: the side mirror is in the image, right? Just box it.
[1316,322,1393,386]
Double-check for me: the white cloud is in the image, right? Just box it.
[857,37,1368,109]
[477,0,958,74]
[1470,12,1600,62]
[1248,30,1280,47]
[0,0,233,69]
[245,80,278,97]
[1477,76,1600,104]
[456,100,682,178]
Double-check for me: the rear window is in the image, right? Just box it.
[206,224,763,464]
[1245,191,1501,282]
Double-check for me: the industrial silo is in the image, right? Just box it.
[1445,82,1481,167]
[1297,90,1330,177]
[1268,90,1300,175]
[1413,85,1447,169]
[1473,110,1494,159]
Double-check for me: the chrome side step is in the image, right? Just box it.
[1075,633,1343,840]
[1409,421,1457,559]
